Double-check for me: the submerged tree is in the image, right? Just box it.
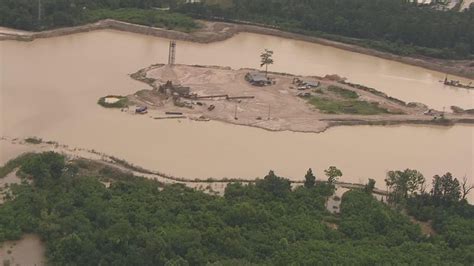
[325,166,342,185]
[256,170,291,197]
[385,169,425,203]
[260,49,274,77]
[365,178,376,193]
[461,176,474,201]
[304,168,316,188]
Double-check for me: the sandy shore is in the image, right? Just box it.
[0,19,472,79]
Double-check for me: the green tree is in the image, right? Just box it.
[304,168,316,188]
[365,178,376,193]
[431,173,461,203]
[385,169,425,203]
[256,170,291,197]
[260,49,274,77]
[325,166,342,185]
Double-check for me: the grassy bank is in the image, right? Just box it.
[309,97,390,115]
[84,8,198,32]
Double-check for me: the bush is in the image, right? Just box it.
[97,95,128,108]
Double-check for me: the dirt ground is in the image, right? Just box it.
[0,234,46,266]
[127,64,473,133]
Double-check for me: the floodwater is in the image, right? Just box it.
[1,29,473,202]
[0,234,46,266]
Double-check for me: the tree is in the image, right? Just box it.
[461,176,473,201]
[365,178,376,193]
[431,173,461,203]
[385,169,425,203]
[256,170,291,197]
[260,49,274,77]
[304,168,316,188]
[325,166,342,185]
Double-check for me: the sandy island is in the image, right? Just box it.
[120,64,474,133]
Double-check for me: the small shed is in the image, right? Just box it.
[245,72,271,86]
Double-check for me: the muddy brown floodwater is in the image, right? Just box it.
[1,29,473,202]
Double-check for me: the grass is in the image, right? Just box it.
[84,8,199,32]
[308,97,390,115]
[97,95,128,108]
[327,85,359,99]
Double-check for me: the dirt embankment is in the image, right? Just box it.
[1,19,473,79]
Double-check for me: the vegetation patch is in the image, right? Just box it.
[308,97,390,115]
[84,8,198,32]
[0,152,473,264]
[0,153,36,178]
[24,137,42,144]
[97,95,128,108]
[327,85,359,99]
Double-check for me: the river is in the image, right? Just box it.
[1,29,473,201]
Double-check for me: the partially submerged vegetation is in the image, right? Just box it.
[0,152,472,265]
[97,95,129,108]
[24,137,42,144]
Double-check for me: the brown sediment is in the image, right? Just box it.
[1,19,472,79]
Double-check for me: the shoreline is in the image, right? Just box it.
[1,19,473,80]
[0,137,387,196]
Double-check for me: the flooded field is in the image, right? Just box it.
[1,29,473,201]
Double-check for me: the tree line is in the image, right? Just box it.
[178,0,474,59]
[0,152,472,265]
[1,0,472,59]
[0,0,195,31]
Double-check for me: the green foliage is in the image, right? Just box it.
[431,172,461,203]
[385,169,425,204]
[308,97,390,115]
[84,8,198,32]
[365,178,376,193]
[97,95,129,108]
[0,153,473,265]
[340,190,422,242]
[0,1,197,32]
[327,85,358,99]
[178,0,474,59]
[255,170,291,198]
[0,153,37,178]
[259,49,274,76]
[304,168,316,188]
[325,166,342,184]
[407,194,474,250]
